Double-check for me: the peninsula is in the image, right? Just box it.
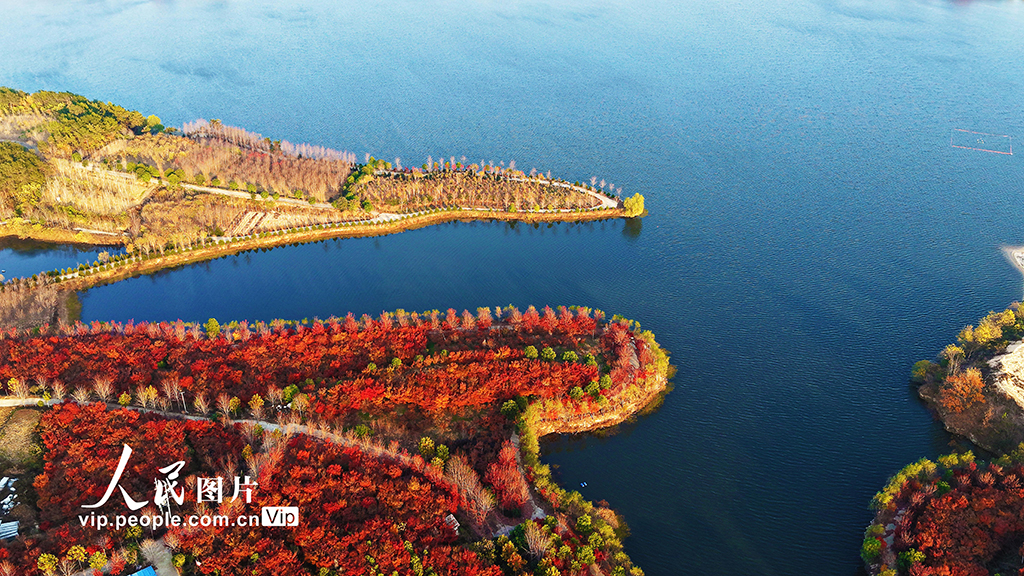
[863,302,1024,576]
[0,87,647,327]
[0,307,669,576]
[0,87,643,248]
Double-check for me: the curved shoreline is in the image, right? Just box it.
[4,206,625,293]
[532,368,667,436]
[1000,245,1024,277]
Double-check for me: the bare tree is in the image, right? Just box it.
[193,393,210,415]
[93,378,113,402]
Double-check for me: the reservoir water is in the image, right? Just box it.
[4,0,1024,573]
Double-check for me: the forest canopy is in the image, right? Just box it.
[0,142,47,215]
[0,310,668,576]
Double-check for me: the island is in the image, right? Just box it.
[0,86,646,328]
[0,306,670,576]
[863,303,1024,576]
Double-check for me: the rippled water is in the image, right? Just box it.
[4,0,1024,573]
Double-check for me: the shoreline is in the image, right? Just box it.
[3,206,625,293]
[1,205,625,249]
[1001,245,1024,277]
[533,370,669,437]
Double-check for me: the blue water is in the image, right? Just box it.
[5,0,1024,573]
[0,238,121,281]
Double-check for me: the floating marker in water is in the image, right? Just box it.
[951,129,1013,155]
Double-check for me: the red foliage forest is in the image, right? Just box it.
[0,306,632,425]
[0,307,658,576]
[865,452,1024,576]
[1,402,501,576]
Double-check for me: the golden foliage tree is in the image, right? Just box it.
[939,367,985,413]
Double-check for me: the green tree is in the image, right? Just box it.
[524,345,538,359]
[562,350,579,363]
[910,360,936,383]
[860,537,882,562]
[205,318,221,338]
[501,399,520,418]
[576,546,595,565]
[576,514,592,534]
[897,549,925,569]
[419,437,436,459]
[135,165,153,182]
[540,347,557,361]
[282,384,299,404]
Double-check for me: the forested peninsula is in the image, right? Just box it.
[862,303,1024,576]
[0,87,646,326]
[0,307,669,576]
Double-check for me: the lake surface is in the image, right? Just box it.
[4,0,1024,573]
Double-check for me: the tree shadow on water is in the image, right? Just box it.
[622,217,642,241]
